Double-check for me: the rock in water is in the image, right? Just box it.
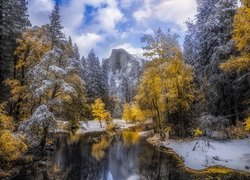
[103,49,144,102]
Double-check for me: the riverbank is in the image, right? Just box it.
[53,119,153,134]
[147,135,250,176]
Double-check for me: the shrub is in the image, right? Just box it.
[0,131,27,162]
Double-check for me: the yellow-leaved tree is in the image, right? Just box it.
[245,116,250,131]
[122,103,145,122]
[137,29,195,136]
[220,0,250,72]
[220,0,250,130]
[135,51,194,135]
[5,26,51,122]
[0,103,27,162]
[91,98,111,127]
[122,103,133,122]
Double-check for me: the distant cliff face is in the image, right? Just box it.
[103,49,144,102]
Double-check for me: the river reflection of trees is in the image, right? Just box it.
[46,132,189,180]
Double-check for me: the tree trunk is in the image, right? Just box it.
[99,120,102,128]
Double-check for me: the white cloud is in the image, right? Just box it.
[119,0,134,8]
[95,0,124,34]
[133,0,153,22]
[133,0,197,30]
[61,1,85,35]
[61,0,124,55]
[112,43,144,57]
[155,0,197,29]
[74,33,103,56]
[28,0,54,26]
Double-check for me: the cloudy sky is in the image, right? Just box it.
[28,0,197,59]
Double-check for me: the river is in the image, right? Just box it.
[14,132,190,180]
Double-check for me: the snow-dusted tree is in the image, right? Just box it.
[86,49,107,103]
[79,56,87,82]
[73,43,80,61]
[183,20,196,66]
[11,5,88,148]
[141,28,180,61]
[184,0,238,119]
[5,26,51,121]
[101,59,110,103]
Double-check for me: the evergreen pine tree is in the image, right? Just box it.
[0,0,30,102]
[86,49,105,102]
[49,2,64,48]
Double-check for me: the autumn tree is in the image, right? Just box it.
[245,116,250,131]
[219,0,250,125]
[137,30,195,136]
[5,26,51,122]
[220,0,250,72]
[0,103,27,163]
[91,98,111,127]
[122,103,145,122]
[122,103,133,122]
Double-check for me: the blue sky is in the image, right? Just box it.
[28,0,197,59]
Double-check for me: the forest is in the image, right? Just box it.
[0,0,249,179]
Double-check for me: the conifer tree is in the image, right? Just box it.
[49,2,64,48]
[86,49,107,103]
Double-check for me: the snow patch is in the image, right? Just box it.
[157,137,250,172]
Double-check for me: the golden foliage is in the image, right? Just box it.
[122,103,133,122]
[4,79,26,102]
[0,103,13,131]
[91,138,109,161]
[135,52,194,131]
[91,98,111,124]
[0,131,27,162]
[193,128,203,137]
[244,116,250,131]
[205,167,232,174]
[106,122,116,134]
[15,26,51,69]
[122,130,140,147]
[220,2,250,72]
[68,131,80,145]
[122,103,145,122]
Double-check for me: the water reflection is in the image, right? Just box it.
[91,137,109,161]
[122,130,140,147]
[45,133,188,180]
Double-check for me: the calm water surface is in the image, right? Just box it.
[47,133,187,180]
[15,133,189,180]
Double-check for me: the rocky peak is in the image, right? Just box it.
[103,49,144,102]
[108,49,139,74]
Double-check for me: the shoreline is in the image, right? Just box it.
[146,136,250,179]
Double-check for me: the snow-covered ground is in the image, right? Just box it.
[149,136,250,172]
[53,119,152,134]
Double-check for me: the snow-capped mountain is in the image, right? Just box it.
[102,49,145,102]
